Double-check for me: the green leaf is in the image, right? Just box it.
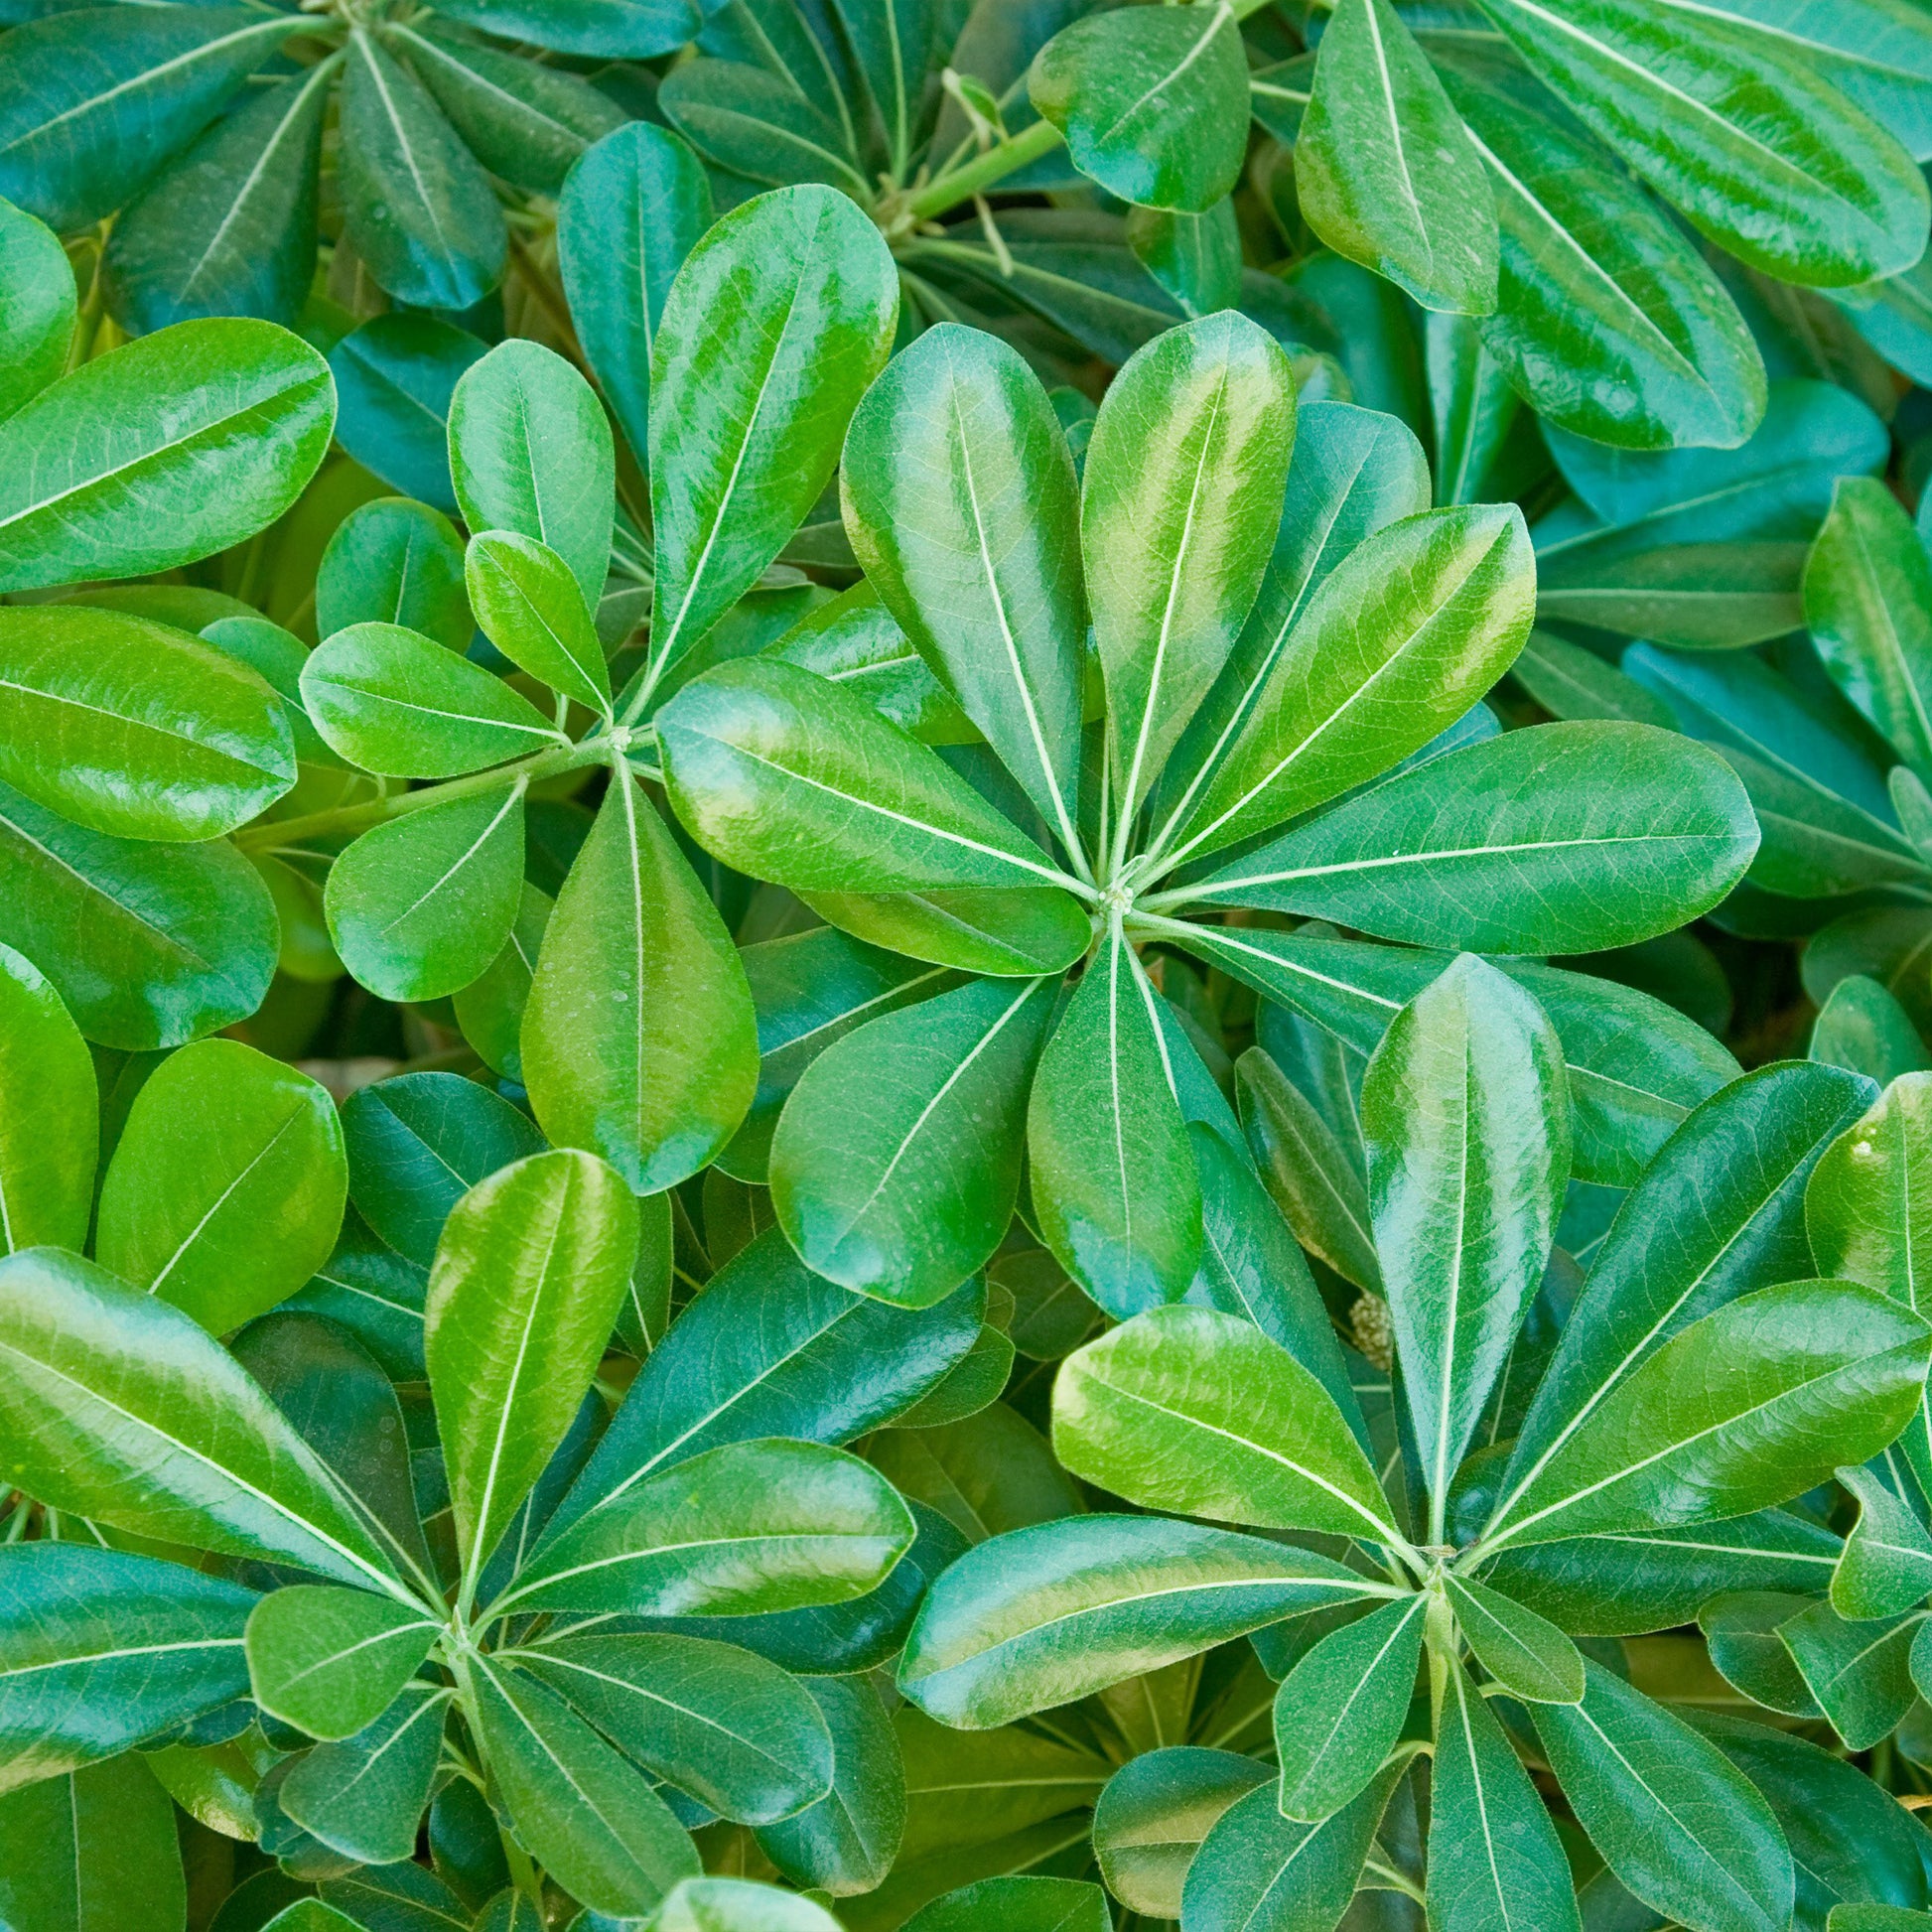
[646,185,897,681]
[341,1069,544,1269]
[521,767,758,1192]
[317,497,473,653]
[0,1755,185,1932]
[1531,1661,1792,1932]
[656,1878,845,1931]
[1483,1279,1932,1551]
[1130,201,1243,320]
[1443,1572,1586,1702]
[841,323,1086,856]
[1028,923,1202,1318]
[301,621,563,777]
[1051,1306,1403,1545]
[0,1246,408,1597]
[1805,475,1932,772]
[199,614,334,768]
[94,1038,345,1337]
[0,6,299,230]
[428,0,701,60]
[338,27,504,312]
[426,1149,638,1586]
[0,605,294,842]
[1833,1461,1932,1619]
[901,1876,1107,1932]
[0,1543,255,1790]
[756,1672,905,1893]
[326,785,526,1003]
[770,975,1054,1309]
[449,340,615,614]
[1784,1598,1919,1747]
[390,21,621,196]
[520,1632,832,1827]
[280,1679,449,1868]
[1092,1747,1271,1918]
[466,531,612,717]
[897,1512,1376,1728]
[452,881,550,1084]
[657,62,871,198]
[0,198,73,423]
[1701,1590,1823,1717]
[0,778,275,1050]
[244,1585,440,1741]
[1811,976,1929,1085]
[1298,0,1497,314]
[1183,721,1759,955]
[1030,4,1249,212]
[1179,1762,1400,1932]
[1432,41,1765,452]
[1272,1592,1424,1823]
[1502,1060,1877,1526]
[1156,503,1535,870]
[0,940,94,1253]
[0,319,334,594]
[800,884,1090,980]
[1431,1660,1581,1932]
[1084,311,1295,822]
[557,124,713,470]
[1474,0,1929,288]
[329,314,485,515]
[1365,954,1568,1515]
[657,657,1079,897]
[102,65,331,335]
[501,1437,914,1618]
[468,1655,699,1918]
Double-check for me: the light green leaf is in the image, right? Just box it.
[1364,954,1569,1515]
[521,766,759,1191]
[301,621,564,777]
[646,185,897,683]
[95,1037,346,1337]
[466,530,612,717]
[0,198,73,423]
[656,1877,845,1932]
[0,940,95,1253]
[1028,923,1202,1318]
[1530,1661,1792,1932]
[325,784,526,1004]
[1052,1306,1403,1546]
[1443,1572,1586,1702]
[245,1585,440,1741]
[1181,721,1759,955]
[0,319,334,594]
[1298,0,1497,313]
[897,1512,1377,1728]
[1156,503,1534,869]
[771,975,1055,1309]
[0,1246,409,1597]
[449,339,615,613]
[316,496,473,653]
[338,27,504,312]
[1030,4,1250,212]
[841,323,1086,856]
[1084,310,1295,823]
[427,1150,638,1587]
[501,1438,914,1618]
[1474,0,1929,288]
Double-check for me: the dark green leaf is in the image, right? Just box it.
[280,1681,449,1868]
[244,1586,439,1741]
[0,939,95,1253]
[1444,1571,1586,1702]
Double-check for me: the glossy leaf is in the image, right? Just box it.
[841,324,1085,853]
[427,1150,639,1585]
[756,1671,905,1893]
[95,1038,346,1337]
[1299,0,1498,314]
[0,940,94,1253]
[1833,1461,1932,1619]
[279,1680,449,1868]
[466,530,612,717]
[897,1512,1376,1728]
[244,1585,439,1742]
[1052,1306,1402,1545]
[0,1246,408,1596]
[771,974,1055,1309]
[647,185,897,681]
[1092,1747,1271,1918]
[0,319,333,594]
[1184,721,1759,955]
[1084,311,1295,821]
[0,1755,186,1932]
[329,314,485,514]
[521,767,759,1192]
[0,198,73,424]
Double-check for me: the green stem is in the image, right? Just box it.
[236,740,597,853]
[906,116,1062,220]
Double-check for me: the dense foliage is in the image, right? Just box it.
[8,2,1932,1930]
